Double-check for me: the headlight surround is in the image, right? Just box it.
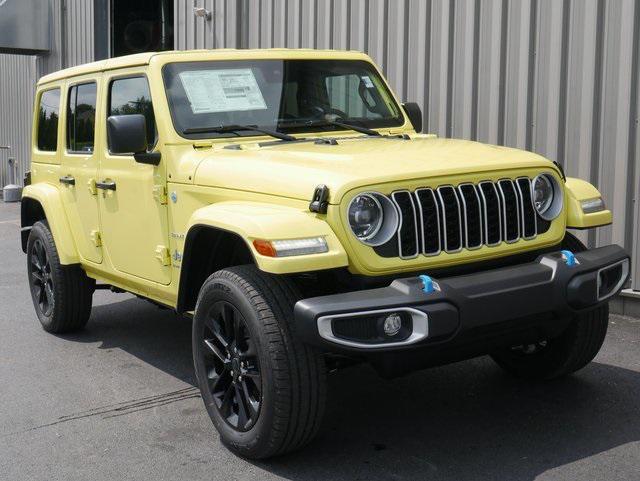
[532,173,563,221]
[347,192,399,246]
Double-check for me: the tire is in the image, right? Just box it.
[490,233,609,380]
[26,221,95,333]
[192,265,327,459]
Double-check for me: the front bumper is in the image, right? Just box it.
[293,245,629,355]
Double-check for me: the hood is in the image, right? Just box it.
[193,136,556,203]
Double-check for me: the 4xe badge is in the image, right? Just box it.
[170,191,178,203]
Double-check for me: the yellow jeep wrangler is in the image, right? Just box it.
[22,49,629,459]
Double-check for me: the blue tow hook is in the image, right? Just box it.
[560,250,577,267]
[419,275,436,293]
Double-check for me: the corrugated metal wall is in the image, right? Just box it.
[175,0,640,289]
[1,0,638,288]
[0,0,95,192]
[0,54,36,188]
[175,0,242,49]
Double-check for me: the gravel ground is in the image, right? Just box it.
[0,201,639,481]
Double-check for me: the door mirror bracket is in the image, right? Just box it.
[134,152,161,166]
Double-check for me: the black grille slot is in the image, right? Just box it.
[516,177,537,239]
[479,182,502,245]
[458,184,483,248]
[391,191,419,258]
[415,188,441,255]
[437,186,462,252]
[498,180,520,242]
[332,317,378,341]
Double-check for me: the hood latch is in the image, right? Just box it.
[309,185,330,214]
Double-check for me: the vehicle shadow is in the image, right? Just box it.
[70,297,640,481]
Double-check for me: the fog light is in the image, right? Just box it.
[383,313,403,336]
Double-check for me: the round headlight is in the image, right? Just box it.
[348,194,383,240]
[532,173,563,220]
[347,192,399,246]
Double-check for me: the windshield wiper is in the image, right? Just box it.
[279,118,382,137]
[182,124,297,142]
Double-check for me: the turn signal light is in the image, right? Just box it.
[253,237,328,257]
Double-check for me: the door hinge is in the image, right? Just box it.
[155,245,171,266]
[153,185,168,204]
[87,178,97,195]
[90,230,102,247]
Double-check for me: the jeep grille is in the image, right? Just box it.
[376,178,550,259]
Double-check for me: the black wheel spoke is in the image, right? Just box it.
[204,339,227,363]
[241,379,260,417]
[222,304,235,340]
[234,384,250,429]
[31,255,42,271]
[44,282,54,308]
[233,316,242,344]
[31,271,43,283]
[218,384,235,418]
[36,242,46,267]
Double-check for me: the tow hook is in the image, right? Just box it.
[419,275,440,293]
[561,250,579,267]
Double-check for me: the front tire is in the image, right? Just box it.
[192,265,326,459]
[491,233,609,380]
[27,221,95,333]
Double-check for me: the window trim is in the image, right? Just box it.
[35,87,62,154]
[106,73,158,156]
[65,80,98,155]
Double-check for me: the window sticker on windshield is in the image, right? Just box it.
[179,69,268,114]
[361,75,375,88]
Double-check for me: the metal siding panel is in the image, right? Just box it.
[503,0,533,150]
[0,54,35,189]
[428,0,453,138]
[475,0,504,144]
[595,0,636,248]
[632,0,640,290]
[450,0,476,140]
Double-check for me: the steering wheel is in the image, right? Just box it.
[325,108,349,120]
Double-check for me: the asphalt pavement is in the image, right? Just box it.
[1,201,639,481]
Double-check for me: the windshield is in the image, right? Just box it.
[162,59,405,139]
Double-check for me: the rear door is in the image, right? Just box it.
[96,72,171,284]
[59,76,102,263]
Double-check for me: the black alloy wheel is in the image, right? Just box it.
[29,238,55,317]
[201,300,262,432]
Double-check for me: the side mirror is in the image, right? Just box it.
[107,114,160,165]
[402,102,423,133]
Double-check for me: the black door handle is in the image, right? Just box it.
[96,180,116,191]
[59,175,75,186]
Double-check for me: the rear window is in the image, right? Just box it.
[37,89,61,151]
[67,82,97,153]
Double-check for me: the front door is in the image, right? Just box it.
[97,72,171,285]
[59,77,103,263]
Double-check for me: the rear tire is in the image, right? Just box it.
[491,233,609,380]
[27,221,94,333]
[192,265,326,459]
